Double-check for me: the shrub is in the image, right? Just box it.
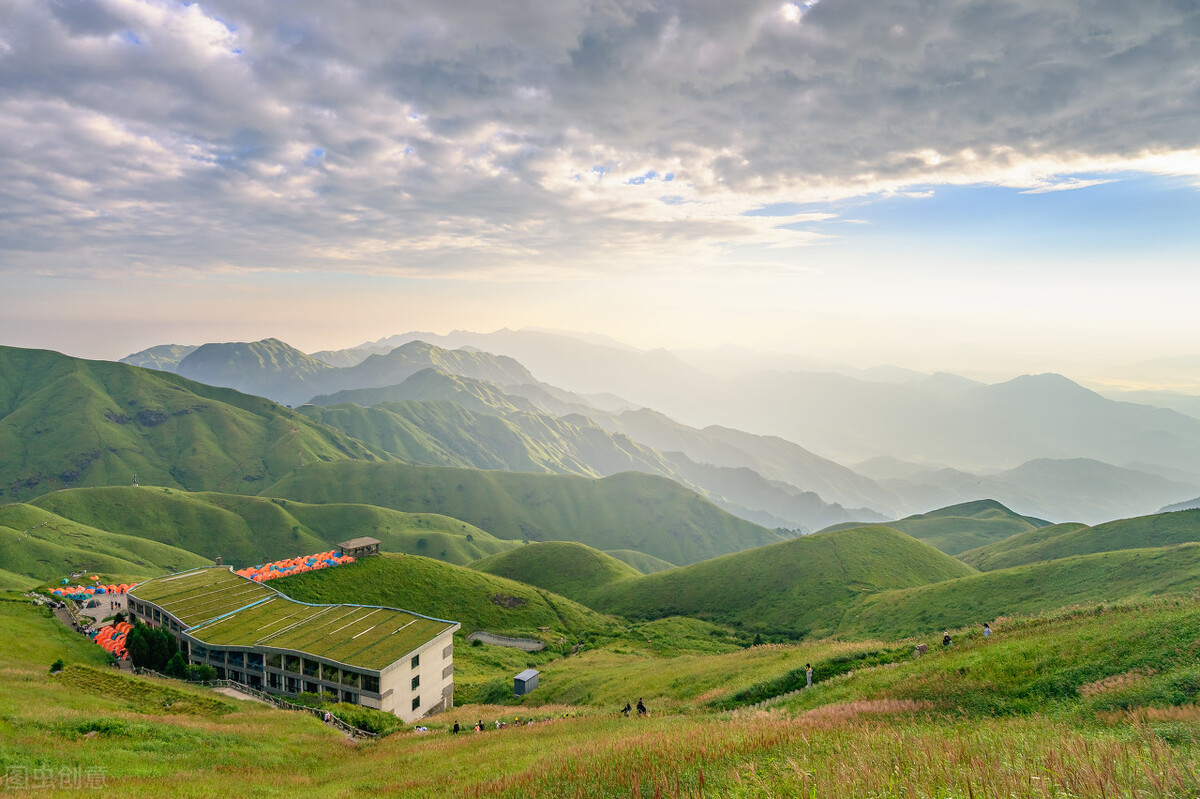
[49,658,64,673]
[185,663,217,682]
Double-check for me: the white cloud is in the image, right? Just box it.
[0,0,1197,282]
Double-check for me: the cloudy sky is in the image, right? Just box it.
[2,0,1198,381]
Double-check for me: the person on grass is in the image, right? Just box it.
[806,663,813,688]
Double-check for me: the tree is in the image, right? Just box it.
[164,652,187,679]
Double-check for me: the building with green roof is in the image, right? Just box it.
[128,566,459,722]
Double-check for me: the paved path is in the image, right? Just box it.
[214,686,270,704]
[466,631,546,651]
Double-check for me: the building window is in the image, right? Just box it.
[284,655,300,673]
[285,676,299,693]
[266,653,282,670]
[411,696,421,711]
[268,673,280,690]
[411,675,420,690]
[411,654,419,669]
[361,674,379,693]
[302,658,319,677]
[342,691,357,705]
[341,670,359,688]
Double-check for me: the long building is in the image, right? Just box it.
[127,566,459,722]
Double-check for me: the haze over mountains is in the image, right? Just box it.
[119,330,1200,527]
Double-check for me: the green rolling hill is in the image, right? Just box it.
[822,499,1051,556]
[960,508,1200,571]
[274,552,617,640]
[592,526,977,637]
[0,503,211,588]
[604,549,676,574]
[0,345,381,505]
[29,487,516,567]
[843,542,1200,640]
[471,541,642,605]
[261,461,784,565]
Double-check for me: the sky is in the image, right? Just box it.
[1,0,1199,384]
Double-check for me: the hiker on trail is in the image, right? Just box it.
[806,663,813,688]
[636,698,647,717]
[942,631,952,647]
[622,702,631,717]
[323,711,331,723]
[452,721,460,734]
[983,623,991,639]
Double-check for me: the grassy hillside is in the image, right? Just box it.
[0,345,381,504]
[0,503,210,587]
[29,487,515,567]
[843,543,1200,639]
[299,398,678,479]
[594,526,976,637]
[471,542,642,605]
[961,509,1200,571]
[604,549,676,574]
[823,499,1051,556]
[275,553,616,640]
[261,461,784,565]
[6,589,1200,797]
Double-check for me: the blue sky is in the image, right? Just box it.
[1,0,1198,384]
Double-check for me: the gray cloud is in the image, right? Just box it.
[1,0,1197,278]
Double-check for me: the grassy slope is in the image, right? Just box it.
[789,599,1200,718]
[822,498,1051,556]
[603,549,676,574]
[274,553,616,639]
[0,503,210,586]
[471,541,642,605]
[0,345,381,504]
[5,591,1200,798]
[961,509,1200,571]
[261,461,783,565]
[594,526,976,637]
[843,542,1200,639]
[29,486,516,567]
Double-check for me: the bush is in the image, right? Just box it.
[185,663,217,682]
[49,658,64,674]
[293,691,339,708]
[325,703,403,736]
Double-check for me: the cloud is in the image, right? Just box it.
[1,0,1198,280]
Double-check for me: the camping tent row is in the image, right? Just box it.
[234,550,356,583]
[52,583,136,599]
[92,621,133,659]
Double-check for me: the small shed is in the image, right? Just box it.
[514,668,540,696]
[338,537,382,558]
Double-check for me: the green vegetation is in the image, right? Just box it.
[595,526,976,637]
[274,553,617,640]
[263,461,783,565]
[823,499,1052,556]
[843,543,1200,639]
[0,502,210,586]
[6,590,1200,798]
[30,487,514,566]
[471,541,641,605]
[603,549,676,574]
[961,508,1200,571]
[0,345,380,504]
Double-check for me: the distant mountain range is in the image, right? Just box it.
[117,331,1200,526]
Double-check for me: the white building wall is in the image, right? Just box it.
[378,625,458,722]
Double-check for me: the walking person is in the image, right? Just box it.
[805,663,813,688]
[622,702,631,717]
[636,698,647,717]
[983,623,991,640]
